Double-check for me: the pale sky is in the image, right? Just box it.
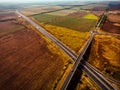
[0,0,118,3]
[0,0,109,3]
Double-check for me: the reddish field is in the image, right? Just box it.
[108,13,120,23]
[68,11,87,17]
[92,6,107,11]
[91,11,104,16]
[0,13,17,20]
[0,16,67,89]
[102,21,120,34]
[0,20,24,37]
[109,4,120,10]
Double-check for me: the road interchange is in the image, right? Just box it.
[15,10,116,90]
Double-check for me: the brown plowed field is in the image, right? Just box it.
[108,13,120,23]
[68,11,87,17]
[91,11,104,16]
[0,16,67,90]
[92,6,107,11]
[102,21,120,34]
[0,12,17,20]
[109,4,120,10]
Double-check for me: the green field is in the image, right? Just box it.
[32,14,97,32]
[83,14,98,20]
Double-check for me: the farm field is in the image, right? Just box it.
[0,1,120,90]
[102,20,120,34]
[32,14,97,32]
[88,35,120,82]
[68,11,88,18]
[20,5,64,16]
[108,13,120,23]
[71,3,107,10]
[31,9,98,53]
[83,13,98,20]
[38,23,90,54]
[0,12,17,20]
[0,13,72,90]
[101,2,120,34]
[0,10,14,14]
[47,9,77,16]
[71,3,107,17]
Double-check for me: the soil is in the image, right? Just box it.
[108,13,120,23]
[91,11,104,16]
[92,6,106,11]
[0,19,64,90]
[0,13,17,20]
[102,21,120,34]
[68,11,87,17]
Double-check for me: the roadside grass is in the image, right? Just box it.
[83,13,98,20]
[88,35,120,81]
[32,14,97,32]
[37,22,90,54]
[76,73,101,90]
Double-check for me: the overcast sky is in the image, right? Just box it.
[0,0,110,3]
[0,0,118,3]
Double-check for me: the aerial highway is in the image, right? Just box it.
[60,33,116,90]
[61,10,116,90]
[15,10,116,90]
[16,10,77,60]
[61,32,95,89]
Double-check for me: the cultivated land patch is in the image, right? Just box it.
[71,3,108,10]
[38,23,90,54]
[0,20,24,37]
[83,13,98,20]
[108,13,120,23]
[0,12,17,20]
[68,11,88,18]
[32,14,97,32]
[88,35,120,81]
[47,9,77,16]
[0,10,14,14]
[0,16,72,90]
[20,5,64,16]
[102,21,120,34]
[91,11,104,16]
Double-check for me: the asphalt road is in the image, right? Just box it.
[60,10,116,90]
[61,32,95,89]
[16,10,77,60]
[16,10,116,90]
